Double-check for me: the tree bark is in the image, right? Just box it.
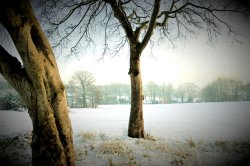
[0,0,75,165]
[128,44,145,138]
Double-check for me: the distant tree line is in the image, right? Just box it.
[145,78,249,103]
[202,77,250,102]
[65,71,131,108]
[64,71,250,108]
[144,81,200,104]
[1,72,250,110]
[143,78,250,103]
[97,83,131,105]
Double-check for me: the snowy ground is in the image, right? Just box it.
[0,101,250,165]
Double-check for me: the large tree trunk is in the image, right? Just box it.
[0,0,75,165]
[128,45,145,138]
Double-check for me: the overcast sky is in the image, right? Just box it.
[57,21,250,87]
[1,1,249,88]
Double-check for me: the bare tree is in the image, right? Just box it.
[0,0,75,165]
[183,82,199,102]
[41,0,248,138]
[67,70,96,108]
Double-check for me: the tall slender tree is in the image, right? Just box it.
[0,0,75,165]
[41,0,248,138]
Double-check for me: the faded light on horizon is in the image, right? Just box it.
[58,29,250,87]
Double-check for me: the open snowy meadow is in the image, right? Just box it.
[0,101,249,165]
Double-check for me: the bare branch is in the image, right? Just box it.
[41,0,248,58]
[52,5,92,48]
[119,0,132,6]
[104,0,134,42]
[50,0,97,26]
[167,1,248,15]
[102,10,113,57]
[140,0,161,50]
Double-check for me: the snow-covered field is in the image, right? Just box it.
[71,101,250,141]
[0,101,250,165]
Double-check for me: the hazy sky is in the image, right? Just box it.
[1,2,249,88]
[54,1,250,87]
[2,27,249,87]
[57,24,250,87]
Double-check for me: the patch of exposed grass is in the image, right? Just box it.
[145,132,157,141]
[75,148,88,161]
[99,133,108,140]
[186,138,195,148]
[214,140,250,153]
[141,140,168,152]
[215,140,228,151]
[172,147,192,159]
[79,131,96,140]
[0,132,32,166]
[143,154,150,158]
[99,140,131,155]
[170,158,184,166]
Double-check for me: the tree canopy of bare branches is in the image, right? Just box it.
[40,0,249,56]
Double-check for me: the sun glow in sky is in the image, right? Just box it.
[53,2,250,87]
[1,25,249,88]
[58,29,250,87]
[52,3,250,88]
[0,5,249,88]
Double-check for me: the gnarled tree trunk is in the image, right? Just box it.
[128,44,145,138]
[0,0,75,165]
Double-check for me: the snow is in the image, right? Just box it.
[70,101,250,141]
[0,101,250,165]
